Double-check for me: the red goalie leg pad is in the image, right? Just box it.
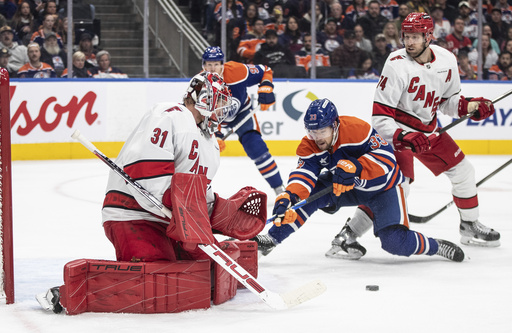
[210,187,267,240]
[60,259,211,315]
[234,240,258,289]
[166,173,215,246]
[212,241,240,305]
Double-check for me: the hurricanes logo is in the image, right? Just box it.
[283,90,319,120]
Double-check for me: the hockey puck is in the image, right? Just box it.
[366,285,379,291]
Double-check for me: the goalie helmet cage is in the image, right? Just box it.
[0,68,13,304]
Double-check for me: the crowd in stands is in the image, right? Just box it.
[198,0,512,80]
[0,0,128,79]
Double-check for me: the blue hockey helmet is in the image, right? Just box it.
[304,98,339,142]
[202,46,225,65]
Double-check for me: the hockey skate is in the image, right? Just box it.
[435,239,465,262]
[325,223,367,260]
[250,234,277,257]
[460,220,501,247]
[36,286,63,314]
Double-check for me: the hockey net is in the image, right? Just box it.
[0,68,13,304]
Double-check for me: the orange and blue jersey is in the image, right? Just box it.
[237,34,265,63]
[287,116,404,200]
[17,62,56,78]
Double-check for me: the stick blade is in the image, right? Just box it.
[280,279,327,309]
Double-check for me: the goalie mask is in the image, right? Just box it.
[185,72,232,134]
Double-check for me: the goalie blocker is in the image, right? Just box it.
[43,174,266,314]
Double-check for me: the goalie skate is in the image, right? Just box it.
[250,234,277,257]
[36,287,63,314]
[460,220,501,248]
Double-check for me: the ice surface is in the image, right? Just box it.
[2,155,511,332]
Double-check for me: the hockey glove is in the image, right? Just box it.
[257,81,275,111]
[393,129,431,153]
[217,138,226,152]
[458,96,495,121]
[272,191,299,227]
[333,158,362,196]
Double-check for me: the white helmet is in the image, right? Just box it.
[185,72,232,134]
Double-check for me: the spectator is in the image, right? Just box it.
[371,33,391,74]
[295,32,331,73]
[406,0,430,14]
[0,47,16,77]
[318,17,344,54]
[433,0,458,24]
[491,0,512,25]
[354,23,372,53]
[61,51,91,78]
[10,1,34,46]
[78,32,98,68]
[0,0,17,20]
[504,38,512,54]
[382,20,401,51]
[329,2,355,37]
[357,0,388,42]
[40,32,66,76]
[458,1,478,40]
[17,43,56,78]
[213,0,244,45]
[468,34,499,79]
[394,3,410,34]
[345,0,368,23]
[237,18,266,64]
[435,36,449,50]
[299,2,324,34]
[347,51,380,79]
[30,13,64,48]
[445,17,472,56]
[458,51,477,80]
[252,0,273,21]
[378,0,399,21]
[488,51,512,80]
[57,0,95,21]
[266,2,286,35]
[242,2,259,36]
[278,16,303,54]
[36,0,58,28]
[253,29,295,68]
[431,4,452,40]
[502,63,512,80]
[0,25,28,73]
[489,8,510,46]
[282,0,307,19]
[330,30,363,77]
[473,24,501,55]
[90,50,128,78]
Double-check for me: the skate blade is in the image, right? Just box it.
[460,236,501,248]
[325,246,362,260]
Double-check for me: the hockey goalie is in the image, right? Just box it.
[36,73,267,314]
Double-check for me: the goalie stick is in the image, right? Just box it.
[71,130,326,310]
[439,88,512,134]
[409,157,512,223]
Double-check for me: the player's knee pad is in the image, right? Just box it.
[210,187,267,240]
[239,130,268,160]
[445,158,477,196]
[348,206,374,238]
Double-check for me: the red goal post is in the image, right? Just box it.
[0,68,13,304]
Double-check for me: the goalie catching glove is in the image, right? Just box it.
[257,81,275,111]
[393,129,431,153]
[272,191,300,226]
[333,157,362,196]
[458,96,495,120]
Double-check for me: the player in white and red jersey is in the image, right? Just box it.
[251,98,464,262]
[36,73,268,314]
[335,13,500,254]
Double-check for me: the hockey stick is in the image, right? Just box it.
[409,157,512,223]
[439,88,512,134]
[71,129,326,310]
[221,108,257,141]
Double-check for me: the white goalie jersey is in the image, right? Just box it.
[102,102,220,225]
[372,45,462,145]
